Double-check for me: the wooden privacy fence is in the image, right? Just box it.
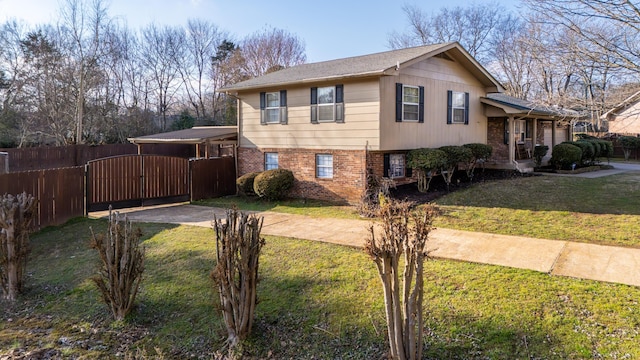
[86,155,191,212]
[190,156,236,201]
[0,155,236,229]
[0,167,85,228]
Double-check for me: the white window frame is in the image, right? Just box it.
[264,152,278,170]
[403,85,420,122]
[315,154,333,179]
[450,91,466,124]
[389,154,405,178]
[265,92,281,124]
[317,86,335,122]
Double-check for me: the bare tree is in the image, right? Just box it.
[524,0,640,75]
[57,0,113,144]
[388,3,509,63]
[489,18,535,99]
[365,199,438,360]
[140,24,183,131]
[174,19,226,123]
[238,27,306,78]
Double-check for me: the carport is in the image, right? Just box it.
[128,126,238,159]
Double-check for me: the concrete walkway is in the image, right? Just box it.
[90,203,640,288]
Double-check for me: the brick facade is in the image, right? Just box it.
[238,147,418,203]
[238,147,367,204]
[488,117,509,161]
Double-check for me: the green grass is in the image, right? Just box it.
[2,218,640,358]
[432,171,640,247]
[196,196,360,219]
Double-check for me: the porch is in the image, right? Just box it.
[481,93,577,172]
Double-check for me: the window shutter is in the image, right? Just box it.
[383,154,390,178]
[418,86,425,123]
[446,90,453,124]
[405,165,412,178]
[279,90,288,125]
[335,84,344,123]
[259,92,266,125]
[464,92,470,125]
[311,87,318,124]
[504,118,509,144]
[396,83,403,122]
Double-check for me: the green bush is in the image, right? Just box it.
[533,145,549,167]
[618,136,640,160]
[253,169,294,200]
[462,143,492,180]
[563,141,593,165]
[463,143,492,160]
[407,148,448,192]
[439,146,473,190]
[551,143,582,170]
[407,148,447,172]
[236,172,261,196]
[600,140,614,159]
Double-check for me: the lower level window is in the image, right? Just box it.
[265,152,278,170]
[389,154,405,178]
[316,154,333,178]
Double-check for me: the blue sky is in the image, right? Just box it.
[0,0,520,62]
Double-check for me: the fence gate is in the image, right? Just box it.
[86,155,190,212]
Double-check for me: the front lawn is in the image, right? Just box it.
[433,171,640,247]
[2,218,640,358]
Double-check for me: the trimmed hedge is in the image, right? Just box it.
[563,141,593,165]
[236,172,261,196]
[253,169,294,200]
[551,143,582,170]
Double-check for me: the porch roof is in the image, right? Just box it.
[128,126,237,145]
[481,93,579,119]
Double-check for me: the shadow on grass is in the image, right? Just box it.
[27,217,180,297]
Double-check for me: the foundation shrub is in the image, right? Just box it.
[253,169,294,200]
[237,172,261,196]
[551,143,582,170]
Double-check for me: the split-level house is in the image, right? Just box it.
[220,42,573,204]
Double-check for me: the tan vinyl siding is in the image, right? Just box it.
[380,57,488,150]
[239,79,380,150]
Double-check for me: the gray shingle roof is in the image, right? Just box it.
[219,43,457,92]
[483,93,578,117]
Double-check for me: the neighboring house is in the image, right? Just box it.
[603,90,640,135]
[220,42,573,204]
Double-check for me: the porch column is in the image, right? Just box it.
[532,119,538,146]
[551,120,557,147]
[508,116,515,164]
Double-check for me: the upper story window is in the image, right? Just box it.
[265,92,280,123]
[260,90,287,125]
[447,90,469,125]
[311,85,344,124]
[318,87,335,121]
[265,152,278,170]
[396,83,424,123]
